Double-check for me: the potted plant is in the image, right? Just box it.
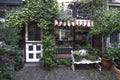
[101,43,120,70]
[111,47,120,80]
[83,45,101,61]
[101,50,113,70]
[71,50,80,61]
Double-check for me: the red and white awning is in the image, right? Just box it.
[54,19,94,27]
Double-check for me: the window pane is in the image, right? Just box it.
[36,53,40,58]
[29,46,33,51]
[36,45,41,51]
[110,33,119,43]
[28,22,41,41]
[55,29,73,48]
[29,53,33,59]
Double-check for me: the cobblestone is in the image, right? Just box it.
[14,64,117,80]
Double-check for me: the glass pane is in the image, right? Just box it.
[110,33,119,43]
[36,45,41,51]
[36,53,40,58]
[55,28,73,48]
[29,53,33,59]
[28,22,41,41]
[29,46,33,51]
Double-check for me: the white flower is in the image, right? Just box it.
[79,49,88,56]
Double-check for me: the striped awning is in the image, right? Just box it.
[54,19,94,27]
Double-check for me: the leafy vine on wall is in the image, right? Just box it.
[6,0,59,68]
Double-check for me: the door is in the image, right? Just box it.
[26,43,42,62]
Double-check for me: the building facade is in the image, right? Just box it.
[0,0,120,63]
[54,0,96,60]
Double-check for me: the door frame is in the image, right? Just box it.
[25,23,43,63]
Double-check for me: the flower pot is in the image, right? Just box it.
[101,58,113,70]
[114,66,120,80]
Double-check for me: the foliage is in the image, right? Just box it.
[58,13,75,21]
[79,0,120,37]
[79,0,107,19]
[0,19,22,79]
[0,64,14,80]
[83,44,101,60]
[71,45,100,61]
[84,44,100,56]
[0,43,23,70]
[71,50,80,61]
[6,0,59,29]
[41,33,56,68]
[89,9,120,36]
[72,50,80,57]
[0,23,20,46]
[6,0,59,68]
[0,43,23,80]
[104,43,120,68]
[57,59,71,66]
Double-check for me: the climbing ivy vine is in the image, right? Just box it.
[6,0,59,68]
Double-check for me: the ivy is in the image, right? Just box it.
[6,0,59,68]
[79,0,107,19]
[89,9,120,36]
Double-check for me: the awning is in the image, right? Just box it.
[54,19,94,27]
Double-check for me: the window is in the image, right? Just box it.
[28,22,41,41]
[64,9,72,15]
[77,9,89,19]
[29,46,33,51]
[55,28,73,48]
[36,45,41,51]
[36,53,40,58]
[29,53,33,59]
[109,6,120,9]
[110,33,119,43]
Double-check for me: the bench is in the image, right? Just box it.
[71,49,101,71]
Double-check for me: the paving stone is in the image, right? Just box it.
[14,64,117,80]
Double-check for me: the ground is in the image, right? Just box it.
[14,63,117,80]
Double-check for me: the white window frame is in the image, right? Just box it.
[106,33,120,48]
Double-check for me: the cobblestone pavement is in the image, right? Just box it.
[14,64,117,80]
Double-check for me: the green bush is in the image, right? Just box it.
[57,59,71,66]
[0,43,23,70]
[41,33,56,68]
[83,44,101,60]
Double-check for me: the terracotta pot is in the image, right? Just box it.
[114,66,120,80]
[101,58,113,70]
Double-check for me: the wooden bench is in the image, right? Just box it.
[71,49,101,71]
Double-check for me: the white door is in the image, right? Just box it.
[26,43,42,62]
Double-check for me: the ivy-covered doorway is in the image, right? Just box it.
[25,22,42,62]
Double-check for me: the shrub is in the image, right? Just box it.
[57,59,71,66]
